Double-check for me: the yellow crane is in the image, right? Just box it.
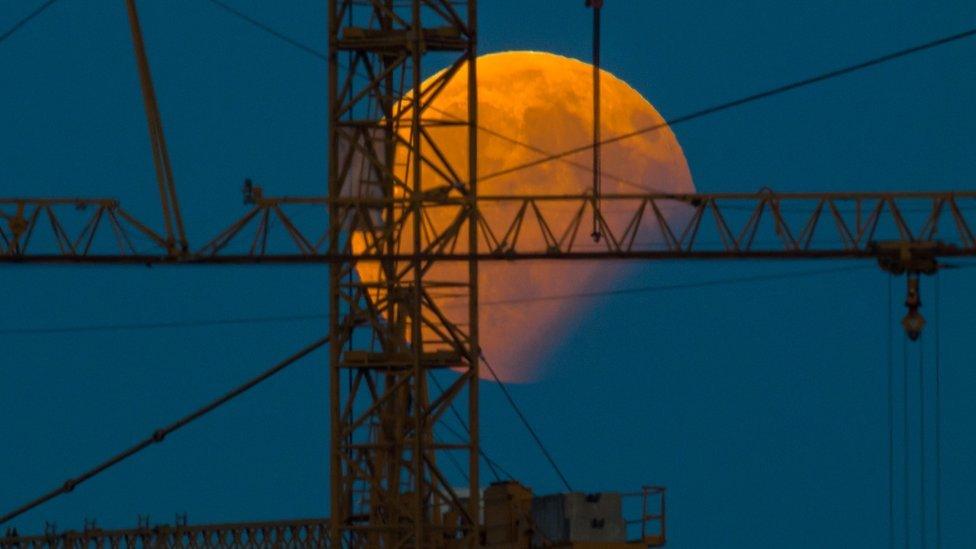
[2,1,972,547]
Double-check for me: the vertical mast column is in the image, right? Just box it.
[328,1,479,546]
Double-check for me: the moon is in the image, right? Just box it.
[353,51,694,382]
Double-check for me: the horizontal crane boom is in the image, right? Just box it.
[2,189,974,265]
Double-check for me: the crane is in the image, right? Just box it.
[1,0,972,547]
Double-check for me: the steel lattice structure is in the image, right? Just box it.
[4,0,976,547]
[1,518,331,548]
[326,1,480,546]
[5,191,976,263]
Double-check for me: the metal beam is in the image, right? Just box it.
[124,0,188,254]
[1,518,330,548]
[4,191,976,264]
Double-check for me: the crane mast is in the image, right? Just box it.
[327,0,480,545]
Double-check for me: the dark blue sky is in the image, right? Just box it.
[2,1,974,547]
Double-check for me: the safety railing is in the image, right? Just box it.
[0,517,331,548]
[624,485,666,547]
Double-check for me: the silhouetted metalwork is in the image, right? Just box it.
[6,191,975,262]
[625,486,666,547]
[326,0,481,546]
[6,0,974,546]
[1,518,331,548]
[0,198,166,257]
[124,0,187,254]
[0,336,331,527]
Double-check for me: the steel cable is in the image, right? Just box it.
[480,355,573,492]
[0,0,58,47]
[202,0,663,194]
[0,334,331,526]
[0,264,887,336]
[199,3,976,198]
[934,272,942,549]
[903,334,909,549]
[920,330,926,549]
[478,27,976,183]
[888,274,894,549]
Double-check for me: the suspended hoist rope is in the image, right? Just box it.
[903,334,910,548]
[934,272,942,549]
[887,274,894,549]
[920,329,926,549]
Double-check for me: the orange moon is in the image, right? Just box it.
[354,51,694,382]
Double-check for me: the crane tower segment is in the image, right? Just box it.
[327,0,480,546]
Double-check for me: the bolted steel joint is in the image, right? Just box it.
[7,215,28,238]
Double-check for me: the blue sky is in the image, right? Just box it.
[1,1,974,547]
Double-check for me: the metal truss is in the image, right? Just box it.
[6,191,976,264]
[3,0,973,545]
[203,189,976,262]
[327,1,480,547]
[0,198,167,258]
[0,518,330,548]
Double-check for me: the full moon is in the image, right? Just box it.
[355,51,694,382]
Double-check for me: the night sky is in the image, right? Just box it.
[2,1,975,547]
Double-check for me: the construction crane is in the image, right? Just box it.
[1,0,972,547]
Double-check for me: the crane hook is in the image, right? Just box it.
[902,272,925,341]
